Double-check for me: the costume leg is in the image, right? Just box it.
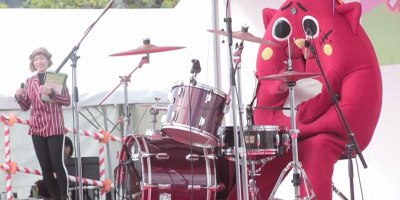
[226,134,344,200]
[297,134,344,199]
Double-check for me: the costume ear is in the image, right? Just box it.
[262,8,277,30]
[335,2,361,34]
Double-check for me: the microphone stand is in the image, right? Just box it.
[54,1,115,200]
[306,40,366,200]
[224,1,249,199]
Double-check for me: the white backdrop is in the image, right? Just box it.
[0,0,399,199]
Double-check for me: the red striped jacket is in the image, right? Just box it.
[17,73,71,137]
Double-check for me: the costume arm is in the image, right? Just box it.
[296,66,382,149]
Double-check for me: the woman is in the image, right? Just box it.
[16,47,71,200]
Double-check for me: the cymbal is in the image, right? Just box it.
[110,41,185,56]
[207,27,279,46]
[259,71,321,83]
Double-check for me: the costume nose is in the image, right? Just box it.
[285,38,304,59]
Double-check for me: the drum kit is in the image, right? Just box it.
[107,28,320,200]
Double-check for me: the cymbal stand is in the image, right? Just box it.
[222,2,250,198]
[269,40,315,200]
[98,55,149,137]
[248,161,262,200]
[268,78,316,200]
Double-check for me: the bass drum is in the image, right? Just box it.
[115,135,233,200]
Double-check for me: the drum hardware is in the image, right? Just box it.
[260,39,319,200]
[143,183,172,190]
[209,22,281,198]
[139,152,170,160]
[186,153,217,160]
[109,39,185,56]
[99,52,150,137]
[248,161,262,200]
[190,59,201,86]
[207,26,279,46]
[222,17,251,200]
[219,125,290,158]
[115,135,227,200]
[161,81,228,148]
[204,183,226,192]
[146,97,168,140]
[332,183,348,200]
[99,39,185,137]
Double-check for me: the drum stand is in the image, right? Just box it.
[268,79,316,200]
[248,159,270,200]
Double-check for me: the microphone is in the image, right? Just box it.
[304,39,316,55]
[304,29,316,55]
[190,59,201,86]
[246,105,254,127]
[20,83,25,89]
[190,59,201,74]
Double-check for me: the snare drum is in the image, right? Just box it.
[161,81,228,148]
[115,135,231,200]
[219,125,290,157]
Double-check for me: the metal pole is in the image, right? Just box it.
[102,106,115,200]
[211,0,222,91]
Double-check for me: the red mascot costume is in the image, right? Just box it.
[227,0,382,199]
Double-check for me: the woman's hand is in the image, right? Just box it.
[39,85,52,95]
[16,88,27,97]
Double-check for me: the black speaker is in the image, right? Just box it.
[65,157,100,200]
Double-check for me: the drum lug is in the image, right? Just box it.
[198,117,205,129]
[143,183,171,190]
[142,182,155,190]
[188,185,201,190]
[156,153,170,160]
[186,154,200,161]
[158,184,172,190]
[178,86,184,97]
[205,183,226,191]
[189,183,225,191]
[172,111,178,122]
[205,91,212,103]
[275,134,280,147]
[206,154,216,160]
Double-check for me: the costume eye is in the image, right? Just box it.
[302,15,319,38]
[272,17,292,41]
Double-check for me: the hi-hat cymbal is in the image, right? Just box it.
[110,40,185,56]
[259,71,321,83]
[207,27,279,46]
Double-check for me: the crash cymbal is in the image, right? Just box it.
[110,39,185,56]
[259,71,321,83]
[207,26,279,46]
